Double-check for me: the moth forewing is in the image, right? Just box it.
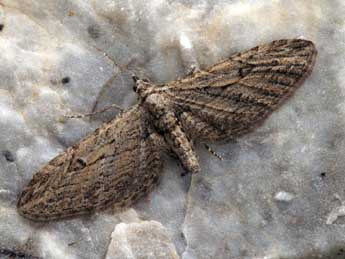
[17,106,163,221]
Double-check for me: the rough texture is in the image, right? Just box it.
[0,0,344,259]
[17,39,316,221]
[106,220,179,259]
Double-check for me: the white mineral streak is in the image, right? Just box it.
[327,206,345,225]
[326,195,345,225]
[179,32,192,50]
[39,231,77,259]
[274,191,295,202]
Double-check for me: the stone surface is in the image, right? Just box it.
[106,217,179,259]
[0,0,344,259]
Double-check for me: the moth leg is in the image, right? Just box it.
[203,144,223,161]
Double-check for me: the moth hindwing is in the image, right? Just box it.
[17,39,317,221]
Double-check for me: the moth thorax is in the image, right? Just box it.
[133,79,152,99]
[144,93,167,114]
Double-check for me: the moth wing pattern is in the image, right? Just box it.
[162,39,317,141]
[17,105,163,221]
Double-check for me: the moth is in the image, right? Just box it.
[17,39,317,221]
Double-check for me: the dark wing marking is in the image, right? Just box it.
[17,105,162,221]
[161,39,317,141]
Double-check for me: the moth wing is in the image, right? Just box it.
[163,39,317,141]
[17,105,163,221]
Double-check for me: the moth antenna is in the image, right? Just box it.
[132,73,139,83]
[63,103,124,119]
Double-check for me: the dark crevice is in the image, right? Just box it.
[61,76,70,84]
[2,150,15,162]
[0,248,40,259]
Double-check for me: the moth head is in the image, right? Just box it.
[132,76,151,99]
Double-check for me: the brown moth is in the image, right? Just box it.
[17,39,317,221]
